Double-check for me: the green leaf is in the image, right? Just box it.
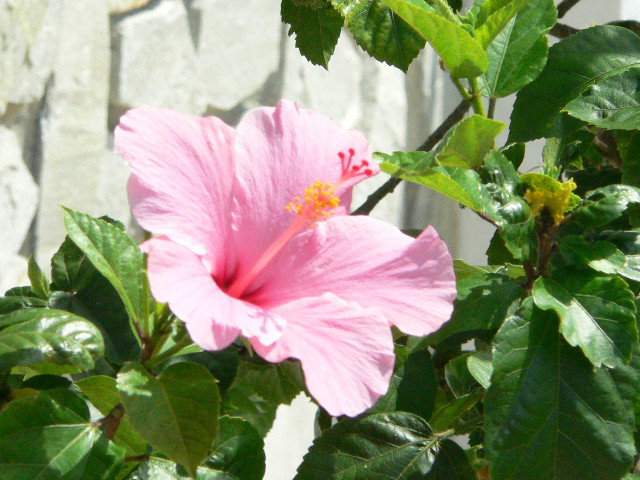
[51,235,96,293]
[480,0,556,98]
[445,353,481,397]
[571,185,640,228]
[0,292,48,315]
[281,0,343,68]
[75,376,147,457]
[372,348,438,420]
[453,259,489,280]
[427,273,523,346]
[485,302,636,480]
[28,254,50,300]
[563,69,640,130]
[380,0,487,77]
[330,0,425,71]
[63,208,146,329]
[381,158,484,210]
[618,130,640,188]
[205,416,265,480]
[429,392,483,432]
[533,270,637,368]
[136,457,236,480]
[435,115,506,168]
[467,352,492,389]
[426,439,478,480]
[117,361,220,478]
[558,235,640,282]
[510,25,640,142]
[295,412,446,479]
[222,360,304,437]
[0,388,125,479]
[0,308,104,372]
[474,0,528,49]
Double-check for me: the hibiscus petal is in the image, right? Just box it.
[250,293,395,417]
[231,100,376,277]
[115,106,236,278]
[144,237,286,350]
[250,215,456,337]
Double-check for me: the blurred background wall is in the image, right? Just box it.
[0,0,636,478]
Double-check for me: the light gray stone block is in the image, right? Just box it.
[36,0,111,264]
[0,126,38,258]
[112,0,201,113]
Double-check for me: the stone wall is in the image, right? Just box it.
[0,0,635,478]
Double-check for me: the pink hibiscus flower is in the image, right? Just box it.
[114,100,456,417]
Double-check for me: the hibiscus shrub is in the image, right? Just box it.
[2,0,640,479]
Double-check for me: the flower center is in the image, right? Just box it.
[225,179,341,299]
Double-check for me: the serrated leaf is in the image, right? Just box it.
[533,270,637,368]
[28,254,50,300]
[222,360,304,437]
[474,0,528,49]
[427,273,523,346]
[117,361,220,478]
[331,0,425,71]
[435,115,506,168]
[510,25,640,142]
[485,302,636,480]
[205,416,265,480]
[63,208,145,329]
[380,0,487,77]
[563,69,640,130]
[295,412,444,479]
[558,235,640,282]
[75,376,147,457]
[372,349,437,420]
[570,185,640,228]
[480,0,556,98]
[0,388,125,479]
[281,0,343,68]
[0,308,104,372]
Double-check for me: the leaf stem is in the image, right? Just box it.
[144,335,194,370]
[95,403,125,439]
[352,100,472,215]
[451,77,472,102]
[487,97,497,120]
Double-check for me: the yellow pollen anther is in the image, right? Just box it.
[286,180,340,222]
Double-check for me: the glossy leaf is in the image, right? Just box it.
[117,361,220,478]
[75,376,147,457]
[533,270,637,368]
[467,352,493,389]
[571,185,640,228]
[380,0,488,77]
[0,291,48,315]
[435,115,506,168]
[295,412,443,479]
[137,457,236,480]
[563,69,640,130]
[480,0,556,98]
[331,0,425,71]
[0,308,104,372]
[222,360,304,437]
[510,25,640,142]
[485,303,636,480]
[558,235,640,282]
[372,348,438,420]
[429,392,483,432]
[0,388,125,480]
[63,208,146,328]
[205,416,265,480]
[427,273,523,346]
[281,0,343,68]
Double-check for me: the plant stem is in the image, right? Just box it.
[144,335,194,370]
[487,97,497,120]
[550,22,578,38]
[95,403,125,439]
[451,77,472,102]
[557,0,582,18]
[469,78,487,116]
[353,99,472,215]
